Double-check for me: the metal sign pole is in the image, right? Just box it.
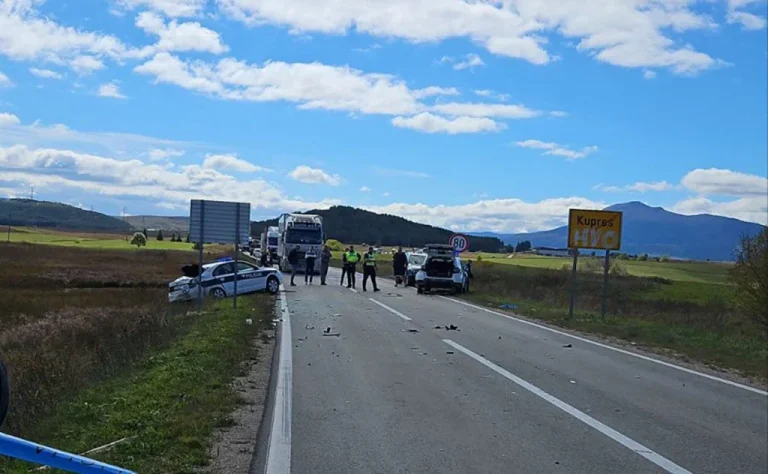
[568,250,579,320]
[233,203,240,310]
[601,249,610,319]
[197,201,205,313]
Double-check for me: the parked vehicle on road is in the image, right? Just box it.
[168,258,282,302]
[277,213,324,274]
[405,251,427,286]
[415,244,469,294]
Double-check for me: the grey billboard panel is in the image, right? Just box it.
[189,200,250,244]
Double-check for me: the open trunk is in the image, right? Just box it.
[426,257,454,278]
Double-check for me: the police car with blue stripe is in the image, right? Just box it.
[168,258,283,303]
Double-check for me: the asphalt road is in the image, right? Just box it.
[266,267,767,474]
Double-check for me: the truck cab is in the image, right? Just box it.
[277,214,324,274]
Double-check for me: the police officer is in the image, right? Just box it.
[340,247,349,286]
[287,245,300,286]
[304,246,317,285]
[345,245,361,289]
[362,246,380,292]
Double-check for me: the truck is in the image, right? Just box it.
[277,213,324,274]
[260,226,280,264]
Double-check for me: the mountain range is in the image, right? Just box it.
[472,201,765,261]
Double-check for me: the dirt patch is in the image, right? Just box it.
[202,334,275,474]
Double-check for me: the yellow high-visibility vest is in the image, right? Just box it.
[346,251,360,263]
[364,253,376,266]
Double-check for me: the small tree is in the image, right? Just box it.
[731,228,768,330]
[638,253,649,261]
[130,232,147,248]
[156,230,164,241]
[185,233,190,243]
[659,255,669,262]
[142,228,148,238]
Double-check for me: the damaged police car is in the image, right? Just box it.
[168,258,282,303]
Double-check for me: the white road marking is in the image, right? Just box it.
[349,288,358,293]
[265,286,292,474]
[443,339,694,474]
[441,296,767,396]
[369,298,412,321]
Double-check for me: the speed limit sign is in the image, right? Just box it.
[449,233,469,253]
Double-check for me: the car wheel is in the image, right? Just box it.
[267,276,280,294]
[210,287,227,298]
[417,286,424,294]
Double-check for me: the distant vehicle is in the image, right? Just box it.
[168,259,282,302]
[261,226,280,263]
[277,213,324,274]
[405,251,427,286]
[415,244,469,294]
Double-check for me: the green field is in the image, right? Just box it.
[469,253,731,284]
[5,227,197,251]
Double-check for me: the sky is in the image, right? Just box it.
[0,0,766,234]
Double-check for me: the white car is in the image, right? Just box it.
[405,252,427,286]
[415,244,470,294]
[168,259,283,303]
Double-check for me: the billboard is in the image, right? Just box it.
[567,209,623,250]
[189,200,250,244]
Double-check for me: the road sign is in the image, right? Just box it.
[449,233,470,253]
[189,200,250,244]
[567,209,623,250]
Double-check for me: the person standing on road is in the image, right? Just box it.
[287,245,300,286]
[305,246,317,285]
[320,245,332,286]
[363,246,380,292]
[340,247,349,285]
[392,246,407,286]
[346,246,361,289]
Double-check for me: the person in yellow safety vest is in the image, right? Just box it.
[345,246,361,289]
[362,246,380,292]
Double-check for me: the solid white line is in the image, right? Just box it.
[369,298,412,321]
[441,296,767,396]
[443,339,693,474]
[265,286,292,474]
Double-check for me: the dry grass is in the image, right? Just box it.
[0,242,228,437]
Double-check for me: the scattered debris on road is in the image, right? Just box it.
[563,344,572,348]
[305,324,315,330]
[446,351,455,355]
[499,303,518,310]
[324,327,331,334]
[445,324,459,331]
[402,328,419,333]
[570,380,576,384]
[333,313,341,317]
[322,332,341,337]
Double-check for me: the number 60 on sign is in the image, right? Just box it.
[567,209,623,250]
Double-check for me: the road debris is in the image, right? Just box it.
[322,332,341,337]
[324,327,331,334]
[401,328,419,333]
[570,380,576,384]
[499,303,518,310]
[445,324,459,331]
[446,351,455,355]
[305,324,315,330]
[245,319,253,325]
[563,344,572,348]
[333,313,341,317]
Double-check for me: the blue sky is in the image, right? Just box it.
[0,0,766,233]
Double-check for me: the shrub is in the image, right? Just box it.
[660,255,669,262]
[156,229,164,241]
[638,254,649,261]
[610,261,628,275]
[730,228,768,331]
[130,232,147,248]
[326,239,344,251]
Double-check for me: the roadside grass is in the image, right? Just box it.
[464,262,767,380]
[3,227,231,252]
[469,253,731,284]
[0,296,274,474]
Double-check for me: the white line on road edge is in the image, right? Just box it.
[265,286,292,474]
[441,297,768,396]
[443,339,693,474]
[369,298,412,321]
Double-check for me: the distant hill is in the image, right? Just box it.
[121,216,190,232]
[477,202,765,261]
[251,206,505,252]
[0,199,133,233]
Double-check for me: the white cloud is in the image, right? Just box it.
[134,53,533,133]
[98,82,128,99]
[515,139,598,160]
[117,0,208,17]
[549,111,568,118]
[374,168,430,179]
[367,196,607,233]
[156,201,185,210]
[0,113,21,127]
[0,144,339,214]
[595,181,672,193]
[382,192,390,197]
[29,67,63,79]
[288,165,341,186]
[643,70,657,79]
[215,0,731,74]
[135,11,229,55]
[70,55,105,74]
[474,89,510,101]
[359,186,372,192]
[0,70,12,87]
[441,53,485,71]
[726,0,768,30]
[392,113,504,134]
[681,168,768,197]
[202,153,269,173]
[673,196,767,225]
[149,148,185,160]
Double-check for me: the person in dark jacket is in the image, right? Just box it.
[304,247,317,285]
[340,247,349,285]
[392,246,407,286]
[287,245,300,286]
[320,245,332,285]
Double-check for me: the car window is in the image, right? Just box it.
[213,263,235,277]
[237,262,255,272]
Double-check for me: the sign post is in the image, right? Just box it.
[449,233,470,255]
[566,209,623,320]
[190,200,251,311]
